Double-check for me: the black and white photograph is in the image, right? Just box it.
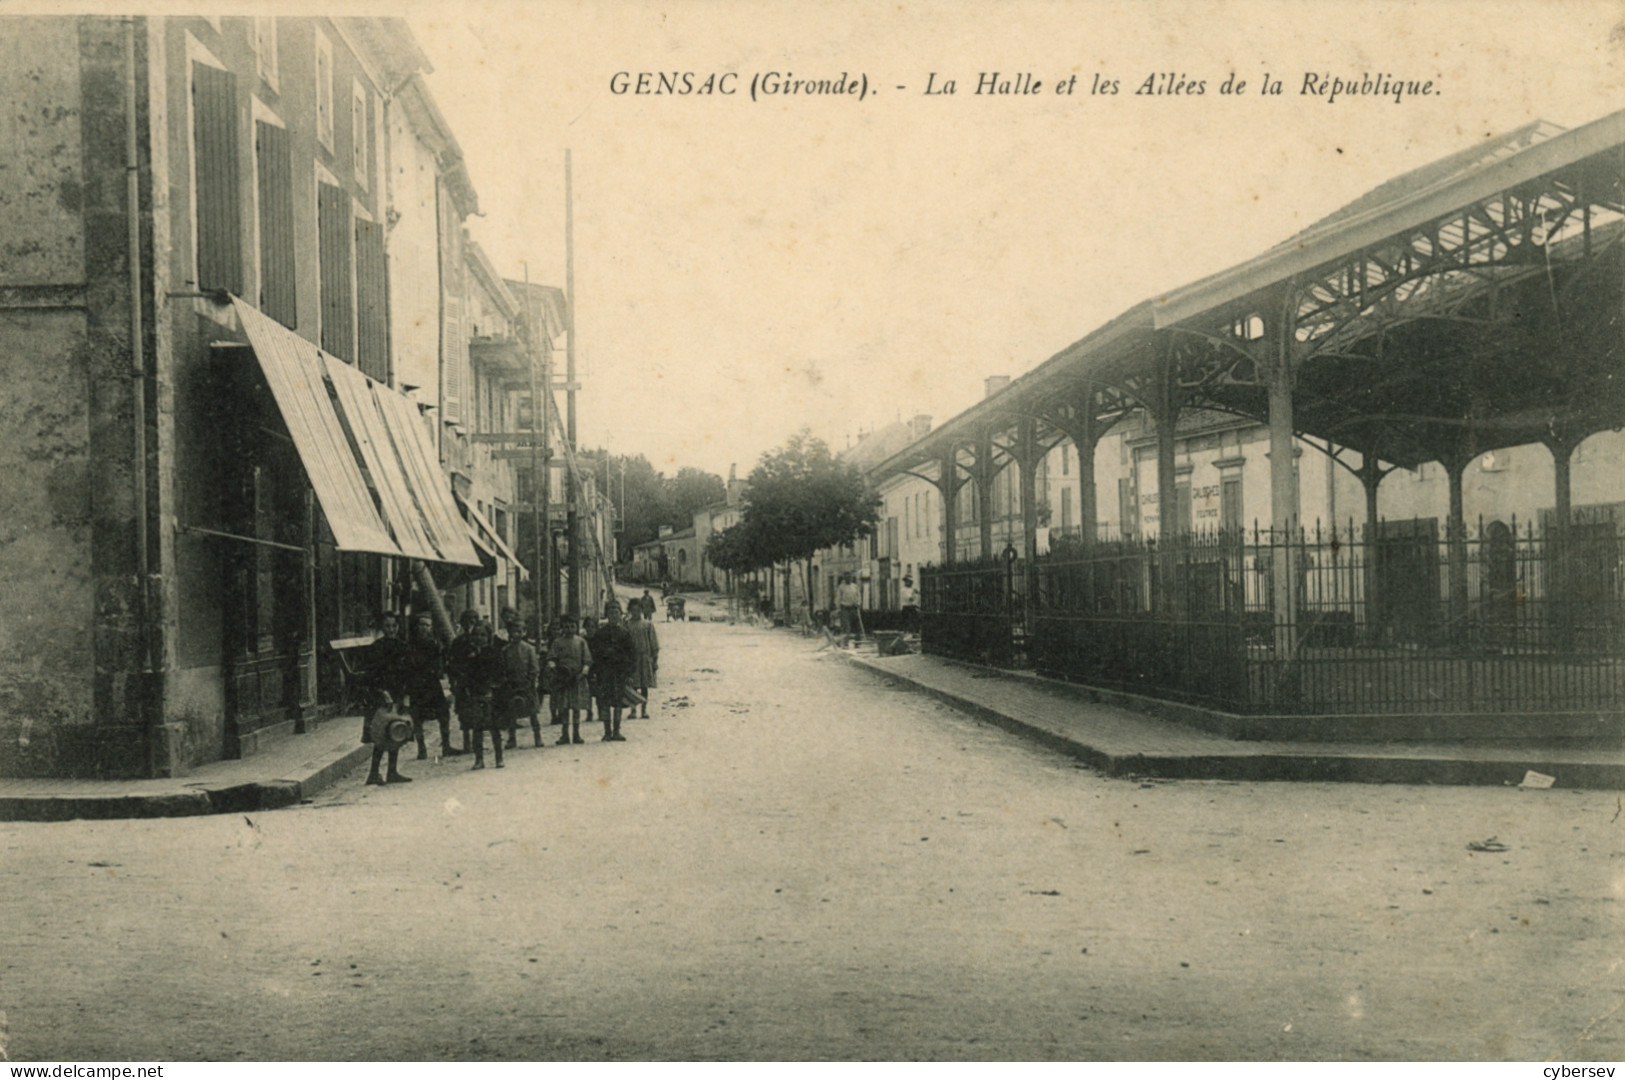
[0,0,1622,1064]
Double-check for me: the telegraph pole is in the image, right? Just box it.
[523,261,551,634]
[565,149,580,617]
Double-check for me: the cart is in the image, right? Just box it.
[665,596,687,621]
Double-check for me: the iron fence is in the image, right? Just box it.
[927,517,1624,717]
[920,555,1025,667]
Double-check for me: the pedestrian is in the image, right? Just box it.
[462,619,506,770]
[638,589,657,621]
[627,604,659,720]
[547,616,592,745]
[579,614,600,724]
[588,601,635,741]
[361,611,413,785]
[900,574,920,635]
[404,611,454,760]
[444,609,484,755]
[835,573,862,646]
[497,607,541,749]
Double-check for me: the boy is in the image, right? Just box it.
[546,616,591,745]
[588,602,635,742]
[497,607,541,749]
[404,612,453,759]
[462,619,505,769]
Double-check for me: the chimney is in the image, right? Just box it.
[984,375,1011,399]
[908,413,933,441]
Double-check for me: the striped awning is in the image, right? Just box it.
[458,496,529,579]
[231,297,481,567]
[231,299,401,558]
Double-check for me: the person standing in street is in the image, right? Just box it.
[445,609,485,756]
[404,612,455,760]
[835,573,862,647]
[579,614,600,725]
[900,574,920,636]
[547,616,592,745]
[361,611,413,785]
[463,619,505,769]
[497,607,541,750]
[588,601,635,741]
[627,605,659,720]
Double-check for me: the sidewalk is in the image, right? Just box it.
[845,648,1625,790]
[0,716,372,822]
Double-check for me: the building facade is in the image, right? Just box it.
[0,16,551,779]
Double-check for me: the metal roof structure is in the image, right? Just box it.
[875,109,1625,485]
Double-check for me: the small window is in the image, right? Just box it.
[254,18,278,91]
[314,30,334,151]
[351,81,369,189]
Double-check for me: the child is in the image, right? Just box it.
[363,612,412,785]
[462,620,505,769]
[445,609,484,755]
[546,616,591,745]
[404,612,452,759]
[588,602,634,742]
[498,607,541,749]
[627,605,659,720]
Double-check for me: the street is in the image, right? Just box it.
[3,609,1622,1061]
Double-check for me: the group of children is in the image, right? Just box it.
[359,599,659,784]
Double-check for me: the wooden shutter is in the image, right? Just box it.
[317,181,353,362]
[441,290,463,424]
[354,217,388,380]
[255,120,296,328]
[192,62,242,295]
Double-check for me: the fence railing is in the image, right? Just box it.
[923,518,1624,717]
[920,555,1025,667]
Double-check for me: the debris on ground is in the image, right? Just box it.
[1520,770,1556,789]
[1467,837,1510,853]
[665,696,692,708]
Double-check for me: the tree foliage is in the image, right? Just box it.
[577,450,727,559]
[705,521,769,574]
[741,430,880,565]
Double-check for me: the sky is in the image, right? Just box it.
[399,0,1624,480]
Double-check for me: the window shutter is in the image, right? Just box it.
[354,217,388,380]
[441,291,463,424]
[192,62,242,295]
[317,181,353,362]
[255,121,296,328]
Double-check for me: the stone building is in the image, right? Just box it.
[0,16,545,779]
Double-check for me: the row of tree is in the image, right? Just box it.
[577,449,727,553]
[706,431,881,618]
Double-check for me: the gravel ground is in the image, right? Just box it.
[2,611,1621,1061]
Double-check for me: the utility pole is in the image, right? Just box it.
[523,261,551,634]
[565,149,580,617]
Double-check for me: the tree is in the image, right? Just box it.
[705,520,770,576]
[738,430,880,620]
[666,467,727,530]
[576,452,728,566]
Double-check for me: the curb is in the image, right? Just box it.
[0,743,373,823]
[846,654,1625,789]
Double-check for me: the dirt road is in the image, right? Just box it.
[2,615,1621,1060]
